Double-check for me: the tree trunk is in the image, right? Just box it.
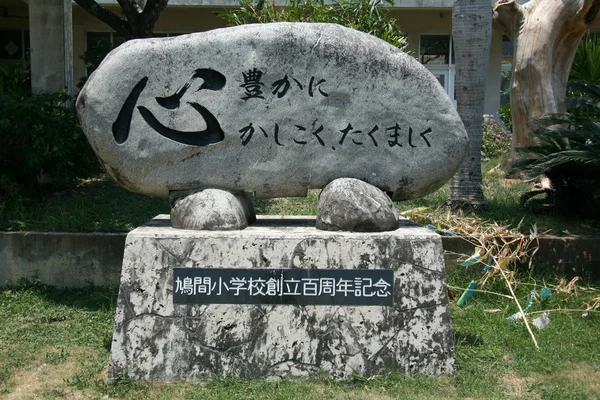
[493,0,600,162]
[448,0,492,209]
[74,0,169,40]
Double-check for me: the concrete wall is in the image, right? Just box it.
[0,232,126,287]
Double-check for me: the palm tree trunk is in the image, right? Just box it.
[448,0,492,209]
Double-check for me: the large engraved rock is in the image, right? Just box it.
[77,23,467,201]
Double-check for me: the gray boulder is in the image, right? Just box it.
[170,189,256,230]
[77,23,468,202]
[316,178,399,232]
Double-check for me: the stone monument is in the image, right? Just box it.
[76,22,466,381]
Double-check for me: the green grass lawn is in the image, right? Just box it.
[1,269,599,399]
[1,159,599,236]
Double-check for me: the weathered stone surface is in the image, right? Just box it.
[170,189,256,230]
[109,215,455,381]
[77,23,468,201]
[317,178,399,232]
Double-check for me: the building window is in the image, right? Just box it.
[0,29,30,61]
[419,34,455,102]
[420,35,453,65]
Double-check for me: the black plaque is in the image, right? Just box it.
[173,268,394,306]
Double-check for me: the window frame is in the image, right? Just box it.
[418,33,456,103]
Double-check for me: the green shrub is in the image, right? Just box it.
[0,57,30,98]
[219,0,409,52]
[77,41,113,90]
[513,86,600,219]
[569,36,600,84]
[482,115,511,158]
[0,91,100,197]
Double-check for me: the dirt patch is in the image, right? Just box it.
[565,363,600,397]
[1,346,99,400]
[499,371,540,399]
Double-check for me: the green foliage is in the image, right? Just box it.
[0,176,168,232]
[513,90,600,218]
[0,57,31,98]
[0,61,100,202]
[77,41,113,90]
[219,0,409,52]
[569,36,600,84]
[0,92,99,196]
[482,115,511,159]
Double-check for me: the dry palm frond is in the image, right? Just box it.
[402,208,540,348]
[554,277,581,295]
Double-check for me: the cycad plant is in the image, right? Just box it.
[513,81,600,218]
[569,36,600,84]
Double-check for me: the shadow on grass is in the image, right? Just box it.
[1,176,169,232]
[454,331,484,347]
[5,279,119,312]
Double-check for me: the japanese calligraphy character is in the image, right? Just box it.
[218,277,228,295]
[114,68,226,147]
[419,127,432,147]
[408,127,416,148]
[272,74,304,98]
[386,124,403,147]
[293,125,308,145]
[283,278,302,295]
[240,68,265,100]
[319,278,336,296]
[230,277,247,296]
[259,124,284,146]
[310,124,325,146]
[194,276,216,295]
[175,276,194,295]
[265,277,281,296]
[336,278,354,296]
[339,123,354,145]
[249,277,267,296]
[361,278,374,297]
[365,125,379,147]
[373,278,392,297]
[302,278,319,296]
[271,74,291,98]
[308,76,328,97]
[239,123,255,146]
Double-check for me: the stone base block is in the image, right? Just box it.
[109,215,455,381]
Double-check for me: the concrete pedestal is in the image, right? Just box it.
[109,215,455,381]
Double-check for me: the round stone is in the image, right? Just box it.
[170,189,256,230]
[316,178,399,232]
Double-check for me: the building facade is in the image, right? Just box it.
[0,0,506,115]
